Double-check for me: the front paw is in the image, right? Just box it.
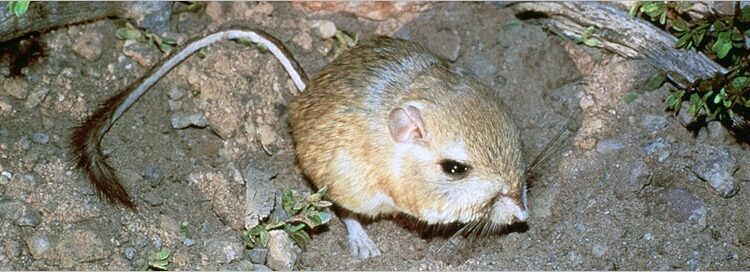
[348,232,381,259]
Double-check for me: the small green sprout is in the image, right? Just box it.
[331,30,359,58]
[242,186,331,249]
[144,248,170,271]
[6,0,30,17]
[116,22,143,41]
[236,38,268,53]
[622,92,639,104]
[180,220,192,239]
[578,26,600,47]
[115,22,176,54]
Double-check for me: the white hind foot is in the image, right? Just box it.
[343,217,381,259]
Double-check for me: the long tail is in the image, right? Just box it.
[70,26,308,209]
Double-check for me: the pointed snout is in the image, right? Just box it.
[490,196,529,225]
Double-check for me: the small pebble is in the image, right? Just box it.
[707,121,727,143]
[614,159,652,199]
[266,230,297,271]
[1,171,11,185]
[691,145,739,198]
[18,136,31,150]
[124,247,136,260]
[643,232,654,241]
[641,114,668,133]
[27,234,51,258]
[312,20,337,39]
[687,250,703,270]
[143,165,163,184]
[248,248,268,264]
[182,238,195,247]
[596,139,624,154]
[167,87,184,101]
[677,101,693,127]
[153,237,163,248]
[204,236,244,264]
[31,132,49,145]
[19,206,41,227]
[591,244,607,257]
[221,260,254,271]
[170,112,209,129]
[253,264,272,271]
[573,222,587,233]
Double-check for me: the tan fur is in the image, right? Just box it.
[289,37,525,225]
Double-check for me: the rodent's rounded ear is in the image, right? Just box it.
[388,105,427,144]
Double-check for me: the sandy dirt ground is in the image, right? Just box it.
[0,2,748,270]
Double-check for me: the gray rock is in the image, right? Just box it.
[248,248,268,264]
[3,78,28,99]
[677,101,694,127]
[19,206,41,227]
[18,136,31,151]
[642,137,669,154]
[153,237,163,248]
[566,250,584,266]
[221,260,254,271]
[170,112,209,129]
[0,171,11,185]
[123,41,158,67]
[687,250,703,270]
[143,165,163,185]
[266,230,297,271]
[641,114,668,133]
[591,244,607,258]
[244,163,279,229]
[707,121,728,143]
[691,145,739,198]
[642,137,671,162]
[72,30,103,61]
[0,200,40,227]
[312,20,337,39]
[182,238,195,247]
[123,2,173,34]
[167,87,184,101]
[26,233,51,259]
[647,188,706,228]
[253,264,272,271]
[124,247,136,260]
[614,159,652,199]
[204,235,244,264]
[31,132,49,145]
[573,222,587,233]
[24,87,50,109]
[596,139,624,154]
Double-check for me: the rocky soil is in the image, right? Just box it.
[0,2,748,270]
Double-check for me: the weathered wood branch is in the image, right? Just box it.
[512,2,726,88]
[0,1,172,44]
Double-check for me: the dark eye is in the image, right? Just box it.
[439,159,471,179]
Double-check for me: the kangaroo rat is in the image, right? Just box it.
[71,25,529,259]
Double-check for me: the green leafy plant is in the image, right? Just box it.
[143,248,170,271]
[6,0,30,17]
[242,186,331,249]
[631,1,750,127]
[116,22,177,53]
